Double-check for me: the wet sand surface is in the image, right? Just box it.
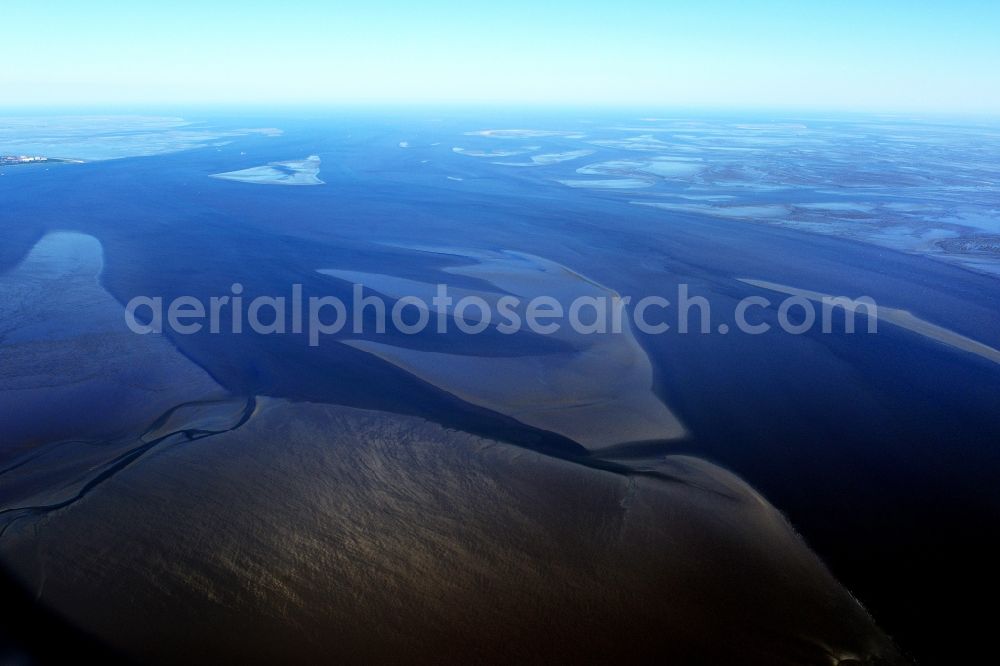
[0,232,225,454]
[0,400,901,664]
[324,248,686,450]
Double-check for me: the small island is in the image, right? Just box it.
[210,155,323,186]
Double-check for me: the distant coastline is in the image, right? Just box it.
[1,155,84,166]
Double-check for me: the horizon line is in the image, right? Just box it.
[1,102,999,122]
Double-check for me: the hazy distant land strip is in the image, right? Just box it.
[0,116,281,162]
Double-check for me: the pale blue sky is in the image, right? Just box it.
[2,0,999,112]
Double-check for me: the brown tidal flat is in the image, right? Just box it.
[0,400,903,664]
